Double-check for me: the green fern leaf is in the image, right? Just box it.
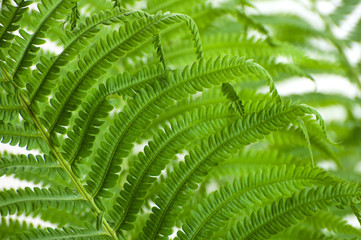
[110,105,235,231]
[0,187,87,217]
[0,153,68,184]
[210,148,306,180]
[5,0,74,88]
[176,165,335,240]
[139,100,312,239]
[86,56,276,200]
[330,0,360,25]
[40,11,202,135]
[62,63,166,166]
[0,123,48,151]
[228,183,361,240]
[0,91,24,123]
[0,1,358,239]
[35,206,94,228]
[27,7,144,106]
[84,84,168,199]
[0,217,39,240]
[303,211,361,238]
[349,18,361,42]
[0,0,31,50]
[11,226,112,240]
[272,226,348,240]
[146,0,198,14]
[222,82,244,117]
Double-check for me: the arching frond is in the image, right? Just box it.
[265,119,340,166]
[0,0,359,238]
[303,211,361,238]
[209,149,306,180]
[62,63,166,166]
[146,33,306,68]
[271,226,347,240]
[40,11,202,136]
[254,14,327,45]
[176,165,335,240]
[110,105,235,231]
[139,100,315,239]
[86,56,277,201]
[228,183,361,240]
[27,7,144,105]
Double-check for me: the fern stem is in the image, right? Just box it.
[2,67,119,240]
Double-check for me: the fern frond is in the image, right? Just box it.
[152,33,166,67]
[0,187,87,217]
[27,7,142,105]
[41,11,202,135]
[84,85,164,199]
[0,217,38,240]
[110,105,235,231]
[146,0,199,14]
[210,149,305,180]
[266,120,339,165]
[139,100,313,239]
[144,86,265,136]
[0,123,48,151]
[176,165,334,240]
[0,0,31,50]
[0,91,24,123]
[62,64,166,166]
[190,3,229,31]
[143,92,228,137]
[304,211,361,238]
[222,82,244,117]
[86,56,276,201]
[254,14,327,45]
[5,0,74,87]
[0,153,68,185]
[68,1,79,30]
[272,226,344,240]
[349,18,361,42]
[147,34,306,68]
[228,183,361,240]
[11,226,112,240]
[288,92,360,109]
[35,206,94,228]
[0,0,357,239]
[330,0,360,25]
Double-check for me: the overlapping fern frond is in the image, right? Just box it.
[0,0,360,239]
